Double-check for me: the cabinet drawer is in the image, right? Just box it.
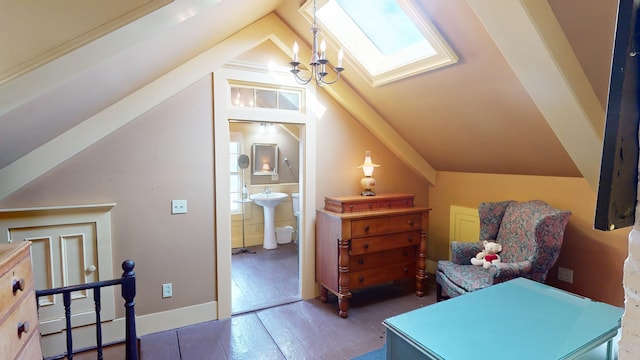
[351,214,422,238]
[349,262,416,289]
[0,255,34,322]
[324,193,415,213]
[351,231,420,255]
[15,330,43,360]
[0,289,40,359]
[349,247,416,272]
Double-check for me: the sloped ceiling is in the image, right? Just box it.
[0,0,173,84]
[275,0,616,187]
[0,0,617,195]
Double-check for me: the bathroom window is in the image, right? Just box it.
[230,84,301,112]
[229,132,243,213]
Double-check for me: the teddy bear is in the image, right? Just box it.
[470,240,502,269]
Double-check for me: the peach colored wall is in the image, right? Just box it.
[0,77,216,316]
[314,88,431,208]
[0,72,432,318]
[429,171,628,306]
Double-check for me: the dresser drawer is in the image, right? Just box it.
[324,193,414,213]
[350,231,421,255]
[339,197,415,213]
[349,247,416,272]
[351,213,422,238]
[0,253,34,322]
[0,289,40,359]
[349,261,416,289]
[15,330,43,360]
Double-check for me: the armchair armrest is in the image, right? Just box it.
[489,261,532,280]
[451,241,485,264]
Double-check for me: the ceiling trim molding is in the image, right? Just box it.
[0,0,174,87]
[467,0,604,191]
[322,80,438,185]
[0,0,222,118]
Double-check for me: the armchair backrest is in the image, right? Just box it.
[480,200,571,282]
[479,200,515,240]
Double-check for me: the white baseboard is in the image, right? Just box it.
[136,301,218,336]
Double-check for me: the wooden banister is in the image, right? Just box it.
[35,260,137,360]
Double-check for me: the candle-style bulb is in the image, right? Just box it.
[292,41,299,62]
[320,39,326,59]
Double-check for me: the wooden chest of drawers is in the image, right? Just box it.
[316,194,429,318]
[0,241,43,360]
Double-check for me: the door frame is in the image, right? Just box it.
[213,65,317,318]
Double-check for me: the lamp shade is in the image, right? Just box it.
[360,151,379,177]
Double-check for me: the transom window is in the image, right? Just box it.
[230,85,301,111]
[303,0,458,86]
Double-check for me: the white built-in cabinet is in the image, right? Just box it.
[0,205,115,336]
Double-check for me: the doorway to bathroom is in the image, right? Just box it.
[229,121,301,314]
[213,65,317,319]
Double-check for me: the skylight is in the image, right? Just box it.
[335,0,424,55]
[302,0,458,86]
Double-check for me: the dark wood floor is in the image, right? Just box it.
[231,243,300,314]
[57,244,621,359]
[139,243,436,359]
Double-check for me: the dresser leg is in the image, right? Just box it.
[338,297,349,318]
[320,286,328,303]
[415,274,427,297]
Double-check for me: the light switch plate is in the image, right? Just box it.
[162,283,172,298]
[171,200,187,214]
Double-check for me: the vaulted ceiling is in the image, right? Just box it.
[0,0,617,194]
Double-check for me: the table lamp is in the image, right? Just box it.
[358,151,379,196]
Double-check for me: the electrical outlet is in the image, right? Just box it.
[557,267,573,283]
[162,283,173,298]
[171,200,187,214]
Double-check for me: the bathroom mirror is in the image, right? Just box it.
[252,143,278,175]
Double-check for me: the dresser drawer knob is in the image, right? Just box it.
[12,278,25,294]
[407,237,413,243]
[358,258,365,265]
[407,220,414,226]
[359,276,365,283]
[403,267,409,273]
[17,321,29,337]
[363,243,369,250]
[363,225,370,232]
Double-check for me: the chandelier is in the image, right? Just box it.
[289,0,344,86]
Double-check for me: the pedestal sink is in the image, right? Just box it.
[250,192,288,249]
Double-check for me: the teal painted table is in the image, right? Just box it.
[383,278,624,360]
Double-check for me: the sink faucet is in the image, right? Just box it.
[263,187,272,195]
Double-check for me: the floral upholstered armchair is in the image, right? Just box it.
[435,200,571,301]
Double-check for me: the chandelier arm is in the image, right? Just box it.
[290,62,313,85]
[316,70,343,85]
[289,0,345,87]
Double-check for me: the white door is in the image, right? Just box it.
[10,222,115,335]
